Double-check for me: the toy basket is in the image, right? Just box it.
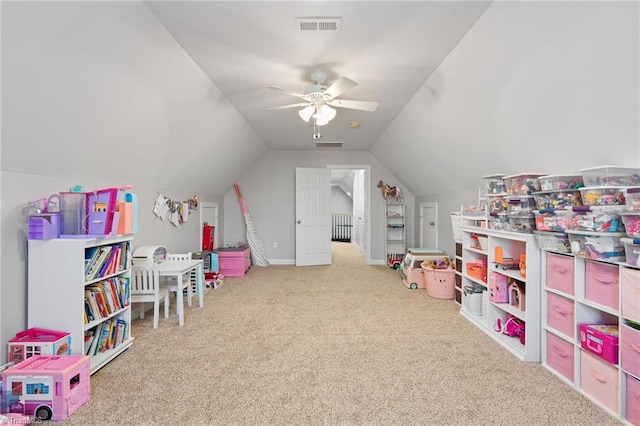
[463,286,483,315]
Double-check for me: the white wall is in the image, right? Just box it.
[224,150,413,264]
[331,187,353,214]
[373,0,639,259]
[0,2,262,362]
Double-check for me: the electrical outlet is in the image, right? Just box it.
[272,242,278,248]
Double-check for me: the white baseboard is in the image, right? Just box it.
[267,259,295,265]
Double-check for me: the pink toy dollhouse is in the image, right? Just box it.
[1,355,90,421]
[509,281,526,311]
[7,328,71,364]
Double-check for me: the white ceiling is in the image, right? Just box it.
[146,1,492,151]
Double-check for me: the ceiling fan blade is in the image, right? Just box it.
[267,102,310,110]
[327,99,379,112]
[323,76,358,99]
[266,86,305,99]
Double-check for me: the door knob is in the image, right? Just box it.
[429,222,435,226]
[297,220,301,224]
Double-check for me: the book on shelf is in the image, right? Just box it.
[87,323,102,356]
[85,246,112,281]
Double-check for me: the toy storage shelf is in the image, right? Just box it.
[385,202,405,268]
[459,225,541,362]
[28,235,134,375]
[541,248,640,425]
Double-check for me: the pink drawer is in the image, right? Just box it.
[621,267,640,322]
[621,323,640,378]
[580,351,619,414]
[547,293,575,338]
[546,331,574,381]
[585,260,619,310]
[546,253,574,295]
[627,374,640,426]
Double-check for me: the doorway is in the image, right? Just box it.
[199,202,219,250]
[329,165,370,264]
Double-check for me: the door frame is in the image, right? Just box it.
[419,202,438,248]
[328,164,371,264]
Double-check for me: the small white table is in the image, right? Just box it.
[156,259,204,326]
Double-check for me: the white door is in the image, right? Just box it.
[420,202,438,248]
[296,167,331,266]
[353,170,366,254]
[199,202,219,250]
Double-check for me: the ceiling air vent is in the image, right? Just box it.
[295,17,342,32]
[315,141,344,148]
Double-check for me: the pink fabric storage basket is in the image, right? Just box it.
[545,253,574,295]
[621,323,640,378]
[621,267,640,322]
[580,351,619,414]
[547,293,575,338]
[546,331,574,381]
[627,375,640,426]
[585,260,619,310]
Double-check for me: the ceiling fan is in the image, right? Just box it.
[267,71,378,126]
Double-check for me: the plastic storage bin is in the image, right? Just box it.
[534,231,571,253]
[488,212,509,231]
[534,209,574,232]
[532,190,582,210]
[508,214,535,233]
[566,230,626,262]
[625,187,640,211]
[486,194,508,214]
[569,206,625,233]
[622,238,640,267]
[482,174,507,195]
[538,174,584,191]
[581,165,640,187]
[503,173,546,195]
[621,211,640,238]
[580,186,626,206]
[507,196,536,215]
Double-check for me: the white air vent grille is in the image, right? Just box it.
[315,141,344,148]
[295,17,341,32]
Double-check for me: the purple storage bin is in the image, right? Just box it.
[27,213,60,240]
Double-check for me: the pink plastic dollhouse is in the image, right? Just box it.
[7,328,71,364]
[1,355,90,421]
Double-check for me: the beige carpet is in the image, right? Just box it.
[63,243,620,425]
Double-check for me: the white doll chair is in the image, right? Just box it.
[130,264,170,329]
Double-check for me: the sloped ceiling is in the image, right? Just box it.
[145,1,492,151]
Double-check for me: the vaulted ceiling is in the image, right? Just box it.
[146,1,492,151]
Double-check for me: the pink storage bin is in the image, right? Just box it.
[547,293,575,338]
[538,174,584,191]
[627,374,640,426]
[621,322,640,378]
[422,266,455,299]
[545,252,574,295]
[585,260,619,310]
[580,186,626,206]
[503,173,546,195]
[622,238,640,267]
[626,187,640,211]
[579,324,619,364]
[546,331,574,381]
[488,272,509,303]
[621,212,640,238]
[533,190,582,210]
[580,351,620,414]
[581,165,640,187]
[534,209,574,232]
[621,267,640,322]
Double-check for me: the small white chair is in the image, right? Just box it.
[131,264,170,329]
